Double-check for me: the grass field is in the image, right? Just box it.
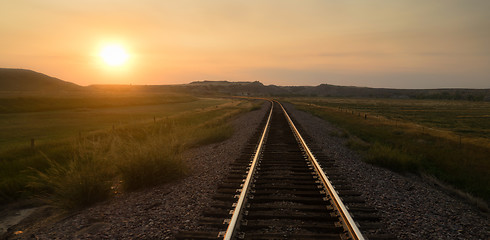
[292,98,490,139]
[0,92,195,113]
[0,93,261,208]
[287,97,490,205]
[0,97,225,151]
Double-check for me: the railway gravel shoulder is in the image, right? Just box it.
[282,102,489,240]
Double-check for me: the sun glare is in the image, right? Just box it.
[100,44,129,66]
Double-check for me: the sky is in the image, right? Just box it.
[1,0,490,88]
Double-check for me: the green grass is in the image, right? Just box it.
[287,98,490,203]
[1,95,260,208]
[366,142,420,172]
[0,93,195,113]
[292,97,490,139]
[0,97,226,204]
[0,97,226,150]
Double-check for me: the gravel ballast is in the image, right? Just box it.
[5,101,489,239]
[283,102,489,240]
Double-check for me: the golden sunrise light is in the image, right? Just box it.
[100,44,129,67]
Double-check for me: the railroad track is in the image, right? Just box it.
[177,101,391,240]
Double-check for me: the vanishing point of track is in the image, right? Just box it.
[178,101,390,240]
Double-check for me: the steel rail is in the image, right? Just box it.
[277,101,365,240]
[222,101,274,240]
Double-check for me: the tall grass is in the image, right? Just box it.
[366,142,420,172]
[114,126,186,191]
[28,141,114,209]
[2,99,258,209]
[0,142,73,204]
[0,97,228,203]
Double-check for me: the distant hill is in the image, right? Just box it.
[1,69,489,101]
[114,80,489,101]
[285,84,490,101]
[183,81,490,101]
[0,68,83,92]
[184,80,288,96]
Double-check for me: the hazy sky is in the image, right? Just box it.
[1,0,490,88]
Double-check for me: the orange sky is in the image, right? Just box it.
[1,1,489,88]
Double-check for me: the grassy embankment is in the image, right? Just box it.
[288,98,490,206]
[0,94,262,209]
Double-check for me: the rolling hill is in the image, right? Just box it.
[185,81,490,101]
[1,68,489,101]
[0,68,83,92]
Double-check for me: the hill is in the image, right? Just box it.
[1,69,489,101]
[0,68,83,92]
[183,80,288,96]
[284,84,490,101]
[183,81,490,101]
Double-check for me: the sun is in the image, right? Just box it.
[99,44,129,66]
